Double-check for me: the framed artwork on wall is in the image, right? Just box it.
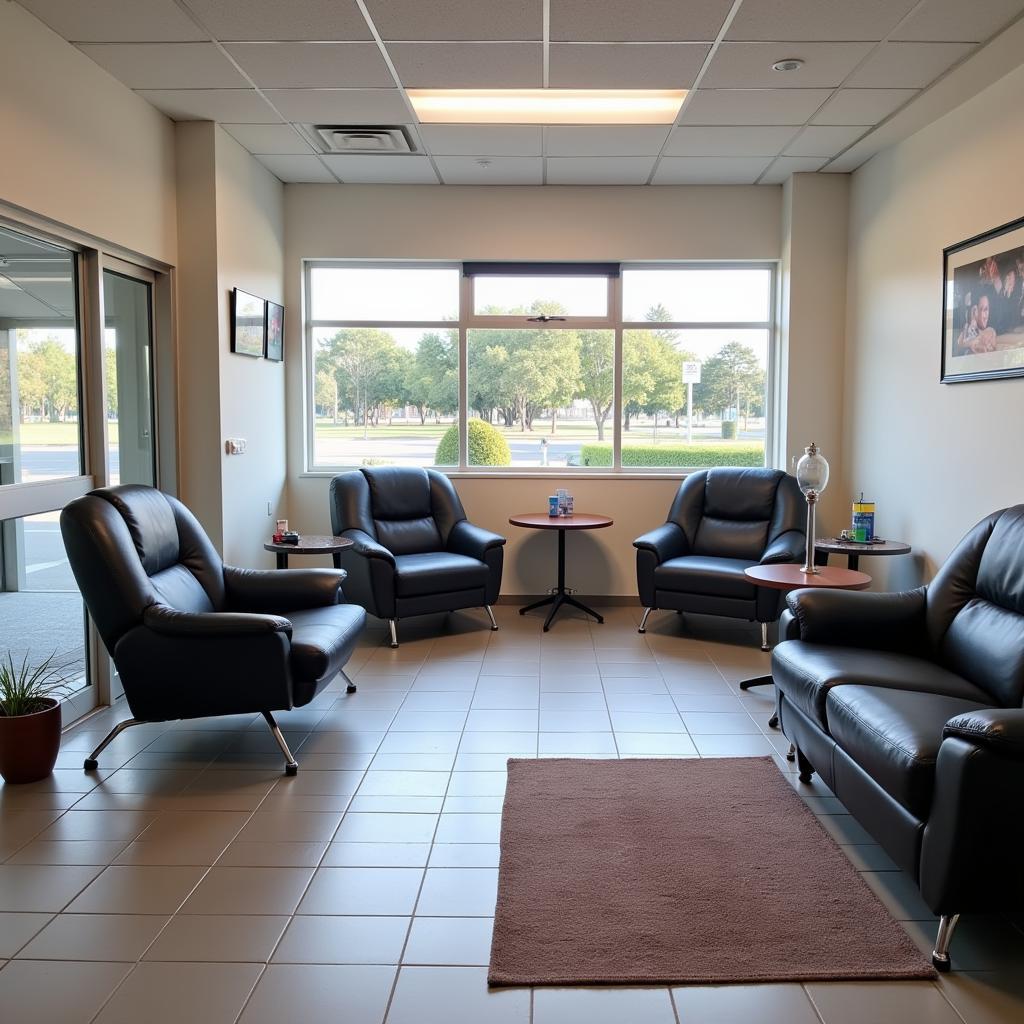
[942,216,1024,383]
[265,300,284,362]
[231,288,266,357]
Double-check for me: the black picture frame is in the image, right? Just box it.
[941,216,1024,383]
[265,300,284,362]
[231,288,266,357]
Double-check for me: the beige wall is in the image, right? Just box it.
[844,61,1024,590]
[0,3,177,264]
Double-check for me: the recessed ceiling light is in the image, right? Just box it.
[408,89,687,125]
[771,59,804,73]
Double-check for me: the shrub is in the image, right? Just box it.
[435,418,512,466]
[579,443,764,469]
[721,420,738,439]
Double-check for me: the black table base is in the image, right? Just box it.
[519,526,604,631]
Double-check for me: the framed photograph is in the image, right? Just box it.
[942,216,1024,383]
[231,288,265,357]
[265,300,284,362]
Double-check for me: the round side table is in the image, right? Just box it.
[815,538,911,572]
[264,534,353,569]
[509,513,613,631]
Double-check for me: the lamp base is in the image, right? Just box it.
[800,563,820,575]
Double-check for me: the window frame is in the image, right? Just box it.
[303,259,778,477]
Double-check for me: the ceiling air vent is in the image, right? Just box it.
[314,126,414,154]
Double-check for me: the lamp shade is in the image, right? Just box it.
[796,442,829,496]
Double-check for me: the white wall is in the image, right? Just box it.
[0,3,176,265]
[845,61,1024,590]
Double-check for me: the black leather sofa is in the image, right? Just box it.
[329,466,505,647]
[634,467,805,646]
[60,485,366,775]
[773,505,1024,971]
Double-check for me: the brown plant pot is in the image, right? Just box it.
[0,698,62,784]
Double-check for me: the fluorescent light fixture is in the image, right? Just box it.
[408,89,686,125]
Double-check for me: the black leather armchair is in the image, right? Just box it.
[772,505,1024,971]
[329,466,505,647]
[633,468,805,645]
[60,485,366,775]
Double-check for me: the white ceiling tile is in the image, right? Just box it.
[435,156,542,185]
[136,88,278,122]
[891,0,1024,43]
[665,125,797,156]
[419,125,542,156]
[546,156,656,184]
[544,126,669,156]
[263,89,410,123]
[364,0,543,41]
[15,0,206,42]
[321,155,439,183]
[727,0,917,42]
[224,42,393,88]
[701,42,874,89]
[388,43,542,88]
[784,125,869,157]
[845,42,975,88]
[758,156,828,183]
[221,124,316,155]
[76,43,246,90]
[548,43,708,88]
[182,0,371,41]
[678,89,832,125]
[652,156,773,184]
[550,0,734,42]
[811,88,917,125]
[256,154,335,182]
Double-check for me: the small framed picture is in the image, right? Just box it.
[942,216,1024,383]
[231,288,266,357]
[265,300,284,362]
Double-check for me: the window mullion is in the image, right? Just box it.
[611,275,623,473]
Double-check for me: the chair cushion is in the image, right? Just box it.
[286,604,366,697]
[394,552,489,598]
[772,641,991,729]
[654,555,757,600]
[825,686,988,818]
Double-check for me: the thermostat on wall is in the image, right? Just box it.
[225,438,247,455]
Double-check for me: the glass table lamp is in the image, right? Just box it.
[796,441,829,574]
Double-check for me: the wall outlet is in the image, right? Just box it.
[225,438,247,455]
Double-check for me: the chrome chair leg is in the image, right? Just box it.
[388,619,399,648]
[761,621,770,651]
[263,710,299,776]
[341,670,357,694]
[84,718,146,770]
[932,914,960,972]
[638,607,652,633]
[484,605,499,631]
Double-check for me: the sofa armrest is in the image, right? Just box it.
[224,565,345,613]
[447,520,506,560]
[944,709,1024,760]
[143,603,292,638]
[633,522,687,564]
[786,586,928,651]
[761,528,806,565]
[342,528,396,566]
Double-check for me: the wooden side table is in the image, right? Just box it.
[815,538,911,572]
[509,513,613,631]
[264,534,353,569]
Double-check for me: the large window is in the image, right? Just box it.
[306,262,774,472]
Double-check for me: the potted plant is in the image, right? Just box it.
[0,653,67,784]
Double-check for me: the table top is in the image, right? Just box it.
[264,534,354,555]
[509,512,613,531]
[744,563,872,591]
[815,537,911,557]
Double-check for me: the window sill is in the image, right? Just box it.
[298,470,693,481]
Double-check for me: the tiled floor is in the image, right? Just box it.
[1,604,1022,1023]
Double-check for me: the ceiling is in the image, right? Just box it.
[15,0,1024,185]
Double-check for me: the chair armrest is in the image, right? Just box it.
[447,520,506,560]
[761,528,806,565]
[342,528,396,566]
[944,709,1024,760]
[786,587,928,651]
[633,522,687,564]
[142,603,292,638]
[224,565,345,613]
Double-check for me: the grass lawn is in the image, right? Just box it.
[17,422,119,445]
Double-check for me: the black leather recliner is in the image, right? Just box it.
[60,485,366,775]
[773,505,1024,972]
[329,466,505,647]
[633,468,806,645]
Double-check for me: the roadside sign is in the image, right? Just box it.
[682,361,701,384]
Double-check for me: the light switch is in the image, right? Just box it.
[225,438,247,455]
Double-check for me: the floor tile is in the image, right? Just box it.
[233,811,343,843]
[428,844,501,868]
[273,915,409,964]
[672,983,822,1024]
[348,795,443,814]
[615,734,698,756]
[144,914,288,962]
[539,691,607,710]
[804,981,962,1024]
[465,710,539,731]
[179,867,314,915]
[539,710,612,732]
[0,959,131,1024]
[447,772,507,797]
[17,913,167,961]
[690,734,777,757]
[535,985,676,1024]
[938,970,1024,1024]
[334,813,438,844]
[321,842,432,867]
[239,963,396,1024]
[37,810,157,843]
[217,842,329,867]
[7,840,129,865]
[610,711,686,733]
[390,711,468,732]
[66,865,205,915]
[0,864,104,912]
[680,711,761,734]
[416,868,498,916]
[0,912,53,957]
[538,732,617,754]
[434,813,501,843]
[357,771,450,797]
[403,917,493,966]
[386,966,529,1024]
[297,867,423,915]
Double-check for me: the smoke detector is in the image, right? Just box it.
[771,58,804,73]
[314,126,415,153]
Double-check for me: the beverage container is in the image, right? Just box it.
[852,495,875,542]
[548,496,560,517]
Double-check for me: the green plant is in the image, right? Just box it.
[721,420,738,440]
[0,653,68,717]
[435,418,512,466]
[579,443,764,469]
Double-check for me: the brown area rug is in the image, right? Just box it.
[489,757,934,986]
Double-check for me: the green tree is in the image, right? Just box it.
[17,335,77,422]
[577,331,614,440]
[695,341,763,428]
[104,344,118,418]
[407,330,458,424]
